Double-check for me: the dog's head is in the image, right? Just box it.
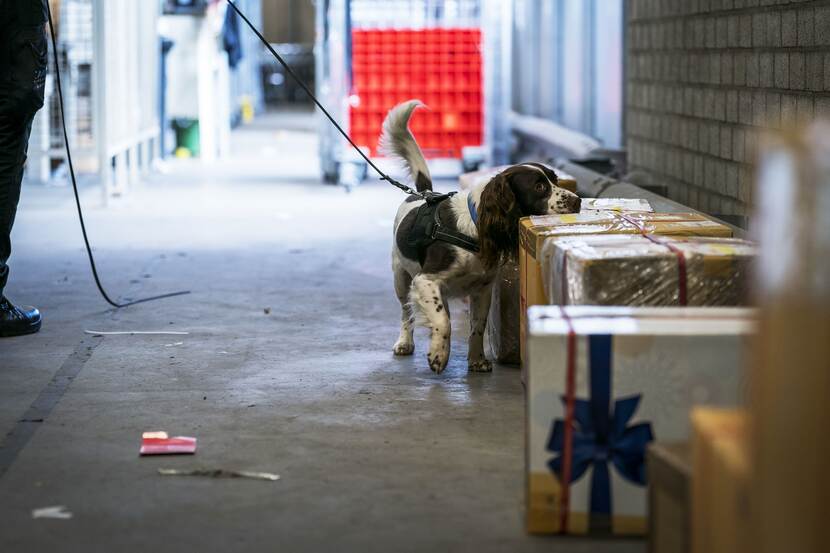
[477,163,572,269]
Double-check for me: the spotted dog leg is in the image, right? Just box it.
[468,284,493,372]
[410,274,451,373]
[392,267,415,356]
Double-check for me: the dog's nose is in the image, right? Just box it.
[571,196,582,212]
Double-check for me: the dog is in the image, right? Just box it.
[383,100,581,373]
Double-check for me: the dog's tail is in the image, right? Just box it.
[379,100,432,192]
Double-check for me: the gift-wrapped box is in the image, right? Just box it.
[691,408,751,553]
[526,306,753,536]
[519,212,733,361]
[541,234,756,307]
[458,164,577,193]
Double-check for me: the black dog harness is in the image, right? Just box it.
[406,192,480,256]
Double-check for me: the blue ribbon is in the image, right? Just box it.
[546,334,654,516]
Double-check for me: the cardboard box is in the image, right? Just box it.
[519,212,733,361]
[647,442,692,553]
[526,306,753,536]
[458,164,578,193]
[541,235,756,307]
[487,261,521,365]
[748,124,830,553]
[690,408,750,553]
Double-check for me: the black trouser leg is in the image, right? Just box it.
[0,111,36,297]
[0,22,48,298]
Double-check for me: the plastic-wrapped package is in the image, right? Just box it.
[487,262,521,365]
[519,211,733,361]
[540,234,757,306]
[580,198,653,212]
[458,165,578,193]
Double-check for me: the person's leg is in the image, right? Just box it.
[0,19,47,336]
[0,110,36,298]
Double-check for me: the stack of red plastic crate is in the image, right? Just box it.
[349,28,483,158]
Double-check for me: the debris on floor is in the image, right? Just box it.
[263,308,272,315]
[157,468,280,481]
[32,506,73,520]
[84,330,190,336]
[139,432,197,455]
[165,342,184,347]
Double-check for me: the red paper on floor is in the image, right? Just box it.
[139,431,197,455]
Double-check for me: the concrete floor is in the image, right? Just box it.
[0,111,644,552]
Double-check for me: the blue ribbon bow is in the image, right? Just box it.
[546,334,654,516]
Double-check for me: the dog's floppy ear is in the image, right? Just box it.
[477,171,522,270]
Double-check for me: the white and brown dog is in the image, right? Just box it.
[384,100,581,373]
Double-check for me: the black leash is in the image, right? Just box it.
[225,0,421,197]
[47,5,190,308]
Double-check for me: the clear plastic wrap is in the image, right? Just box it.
[487,262,521,365]
[580,198,653,213]
[540,234,757,307]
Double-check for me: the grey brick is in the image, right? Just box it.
[817,97,830,121]
[734,52,747,86]
[710,123,721,156]
[797,8,814,47]
[694,155,704,187]
[752,13,767,47]
[745,130,758,164]
[712,54,721,85]
[753,90,767,126]
[739,15,753,48]
[781,94,798,126]
[726,164,739,198]
[817,8,830,47]
[807,52,824,92]
[716,17,728,48]
[826,53,830,91]
[747,53,760,87]
[738,166,752,203]
[714,90,726,120]
[706,16,717,48]
[739,90,754,125]
[790,52,806,90]
[774,53,790,89]
[727,15,740,48]
[796,96,814,125]
[782,10,797,47]
[726,90,739,122]
[766,92,781,128]
[759,53,774,88]
[766,12,781,47]
[721,127,733,159]
[721,53,734,85]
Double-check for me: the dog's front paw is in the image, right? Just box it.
[393,340,415,356]
[468,359,493,373]
[427,348,449,374]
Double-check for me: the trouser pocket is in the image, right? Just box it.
[5,26,48,115]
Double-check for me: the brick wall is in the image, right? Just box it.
[626,0,830,218]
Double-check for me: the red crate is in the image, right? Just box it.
[349,28,483,158]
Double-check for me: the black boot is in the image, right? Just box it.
[0,296,42,337]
